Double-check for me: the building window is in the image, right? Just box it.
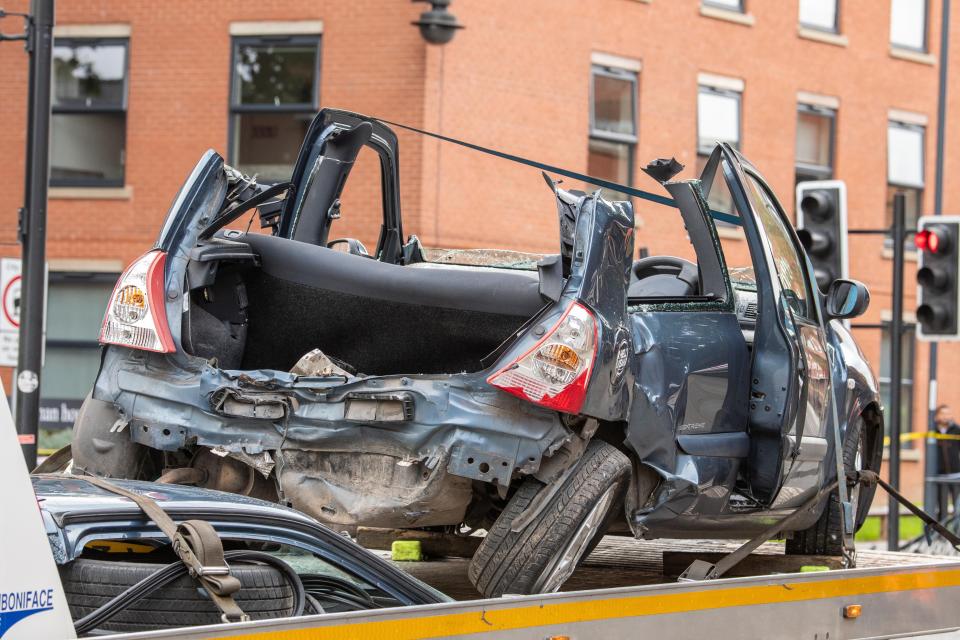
[51,38,128,187]
[890,0,928,51]
[230,35,320,182]
[588,64,638,201]
[795,104,835,186]
[703,0,745,12]
[887,120,925,235]
[880,322,916,449]
[697,84,741,214]
[39,272,119,451]
[799,0,839,32]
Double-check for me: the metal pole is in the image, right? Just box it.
[15,0,54,468]
[888,193,906,550]
[926,0,951,517]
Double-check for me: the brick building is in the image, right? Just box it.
[0,0,956,499]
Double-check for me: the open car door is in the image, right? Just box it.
[701,146,831,507]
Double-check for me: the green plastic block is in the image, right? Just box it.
[800,565,830,573]
[391,540,423,562]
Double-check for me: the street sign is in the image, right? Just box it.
[0,259,22,367]
[0,258,46,367]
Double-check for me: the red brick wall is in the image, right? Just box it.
[2,0,960,501]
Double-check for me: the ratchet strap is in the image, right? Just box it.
[856,470,960,550]
[82,475,249,623]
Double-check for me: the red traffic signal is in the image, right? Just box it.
[915,226,951,254]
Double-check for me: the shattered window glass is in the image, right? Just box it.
[745,174,814,319]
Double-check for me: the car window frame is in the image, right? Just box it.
[57,510,447,605]
[741,168,820,323]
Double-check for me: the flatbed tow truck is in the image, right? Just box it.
[104,543,960,640]
[5,388,960,640]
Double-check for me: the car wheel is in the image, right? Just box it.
[467,439,630,598]
[60,557,295,632]
[786,416,879,556]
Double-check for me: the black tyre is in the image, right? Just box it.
[60,558,295,633]
[786,416,880,556]
[468,439,630,597]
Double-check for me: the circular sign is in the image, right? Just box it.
[3,274,21,328]
[17,369,38,394]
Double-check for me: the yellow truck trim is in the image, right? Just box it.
[212,566,960,640]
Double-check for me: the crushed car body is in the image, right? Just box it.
[72,108,884,597]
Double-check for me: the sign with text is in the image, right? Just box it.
[0,259,21,367]
[0,259,47,368]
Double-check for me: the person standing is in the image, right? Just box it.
[934,404,960,520]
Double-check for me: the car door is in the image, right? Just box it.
[278,109,405,263]
[712,146,830,507]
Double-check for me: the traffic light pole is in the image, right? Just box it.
[888,193,907,550]
[925,0,951,517]
[12,0,54,468]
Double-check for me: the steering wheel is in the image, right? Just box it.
[328,238,370,257]
[631,256,700,296]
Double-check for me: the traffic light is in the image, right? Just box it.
[916,216,960,341]
[796,180,848,291]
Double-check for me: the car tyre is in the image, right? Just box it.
[786,416,880,556]
[468,439,630,598]
[60,558,295,632]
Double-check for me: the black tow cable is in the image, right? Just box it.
[73,550,306,636]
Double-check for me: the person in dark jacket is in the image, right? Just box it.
[934,404,960,520]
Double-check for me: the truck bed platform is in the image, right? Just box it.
[384,535,947,600]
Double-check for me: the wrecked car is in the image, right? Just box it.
[71,109,883,598]
[34,474,448,634]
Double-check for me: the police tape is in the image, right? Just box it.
[883,431,960,446]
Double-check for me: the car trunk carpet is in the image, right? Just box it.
[240,274,529,375]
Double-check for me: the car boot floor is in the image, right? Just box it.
[383,536,946,601]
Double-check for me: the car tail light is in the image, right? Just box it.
[99,251,175,353]
[487,302,598,414]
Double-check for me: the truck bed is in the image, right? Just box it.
[385,535,947,600]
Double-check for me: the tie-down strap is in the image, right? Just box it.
[81,475,249,623]
[856,470,960,550]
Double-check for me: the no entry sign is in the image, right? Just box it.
[0,259,45,368]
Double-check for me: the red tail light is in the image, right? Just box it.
[487,302,598,414]
[99,251,175,353]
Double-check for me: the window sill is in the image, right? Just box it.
[699,5,755,26]
[881,246,918,262]
[883,447,921,462]
[715,226,744,239]
[798,27,849,47]
[890,47,937,66]
[49,186,133,200]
